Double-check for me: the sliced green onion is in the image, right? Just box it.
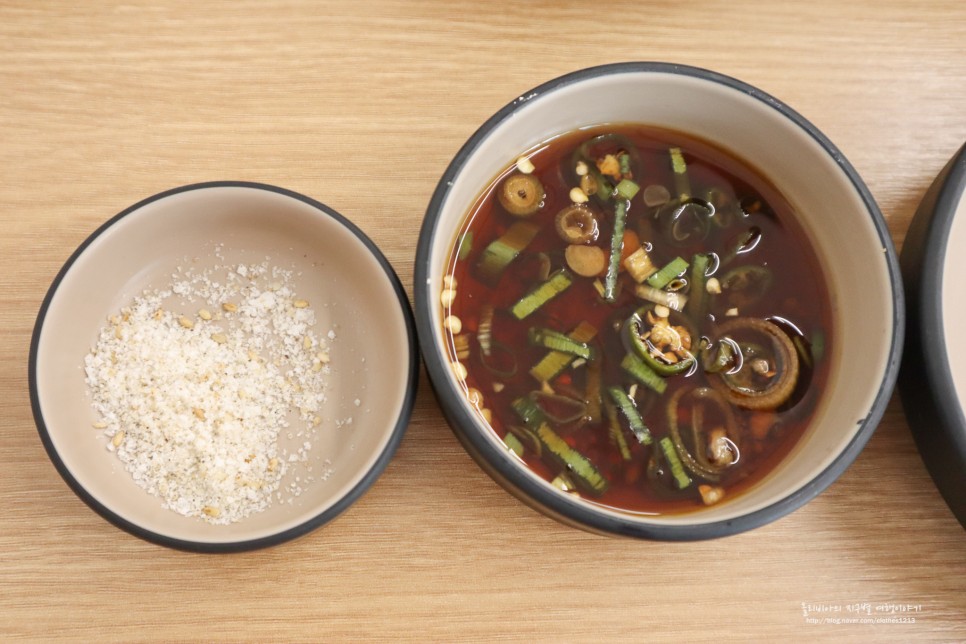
[584,358,603,425]
[669,147,691,201]
[623,246,657,283]
[573,134,636,203]
[591,169,614,202]
[618,152,632,176]
[529,320,598,382]
[529,354,578,385]
[634,284,687,311]
[534,423,608,495]
[512,394,545,427]
[476,221,540,286]
[510,270,573,320]
[685,253,711,320]
[457,230,473,261]
[607,386,652,445]
[477,304,493,356]
[659,436,692,489]
[646,256,689,289]
[603,199,628,302]
[615,178,640,201]
[528,327,595,360]
[506,424,541,458]
[511,397,608,495]
[550,473,577,492]
[504,432,525,457]
[605,401,632,461]
[620,352,667,395]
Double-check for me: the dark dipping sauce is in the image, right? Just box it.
[442,124,831,515]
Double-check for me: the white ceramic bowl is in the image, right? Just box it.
[414,63,903,539]
[30,182,418,551]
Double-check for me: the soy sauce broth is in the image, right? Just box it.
[441,123,831,515]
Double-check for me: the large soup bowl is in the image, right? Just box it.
[414,63,903,540]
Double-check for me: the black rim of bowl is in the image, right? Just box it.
[414,61,904,540]
[29,181,419,553]
[899,142,966,528]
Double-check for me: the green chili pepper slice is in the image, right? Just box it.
[624,311,695,377]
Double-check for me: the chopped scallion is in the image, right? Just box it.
[605,402,632,461]
[646,256,689,290]
[528,327,595,360]
[623,246,657,283]
[550,473,577,492]
[476,221,540,286]
[620,352,667,395]
[618,152,632,176]
[685,253,711,319]
[615,178,640,201]
[584,358,603,424]
[607,386,653,445]
[510,270,573,320]
[457,231,473,261]
[603,199,628,302]
[529,321,597,382]
[670,147,691,201]
[511,397,609,495]
[659,436,692,489]
[504,432,525,457]
[634,284,687,311]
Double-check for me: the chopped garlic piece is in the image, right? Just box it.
[515,156,535,174]
[569,187,589,203]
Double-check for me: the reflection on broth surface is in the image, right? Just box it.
[442,124,831,514]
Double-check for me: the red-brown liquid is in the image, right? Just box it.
[443,124,831,515]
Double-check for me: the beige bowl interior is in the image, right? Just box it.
[426,70,896,525]
[943,186,966,406]
[34,185,412,545]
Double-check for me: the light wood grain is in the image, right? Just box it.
[2,1,965,641]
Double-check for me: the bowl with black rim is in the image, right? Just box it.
[414,62,903,540]
[899,142,966,529]
[30,182,418,552]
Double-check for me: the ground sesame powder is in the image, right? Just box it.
[84,256,333,525]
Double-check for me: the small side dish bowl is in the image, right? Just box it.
[30,182,418,552]
[899,141,966,529]
[414,62,903,540]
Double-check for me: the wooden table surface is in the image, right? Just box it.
[2,1,964,641]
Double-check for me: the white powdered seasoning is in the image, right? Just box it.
[84,258,333,525]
